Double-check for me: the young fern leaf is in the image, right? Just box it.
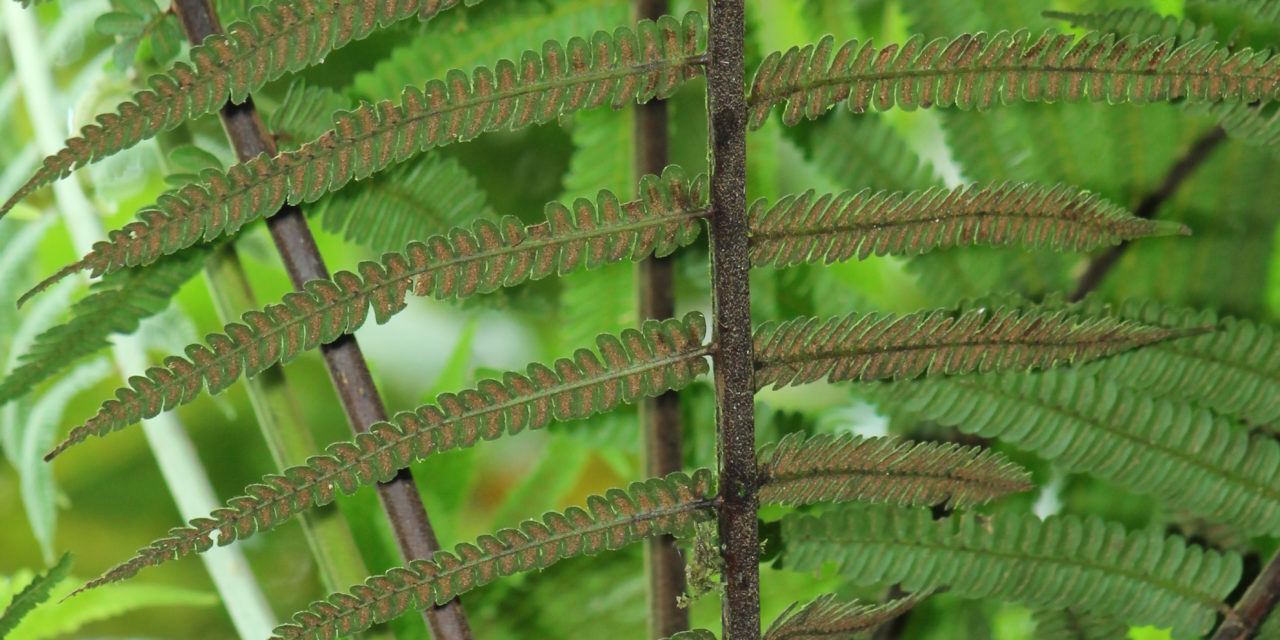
[764,592,927,640]
[22,13,708,301]
[44,167,707,460]
[272,469,717,639]
[72,314,709,594]
[0,0,472,220]
[747,182,1186,268]
[0,553,71,637]
[783,505,1241,636]
[875,369,1280,536]
[756,432,1033,509]
[1031,608,1127,640]
[1075,299,1280,426]
[752,307,1198,390]
[746,30,1280,129]
[0,246,209,408]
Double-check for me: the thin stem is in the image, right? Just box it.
[1070,126,1228,301]
[1211,547,1280,639]
[635,0,689,637]
[2,5,275,638]
[168,1,472,637]
[203,245,377,603]
[707,2,759,639]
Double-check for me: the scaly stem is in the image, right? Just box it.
[2,5,275,637]
[635,1,689,637]
[1071,126,1227,301]
[707,2,759,639]
[169,1,472,637]
[203,245,378,604]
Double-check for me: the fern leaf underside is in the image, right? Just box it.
[272,470,716,639]
[26,12,707,300]
[784,505,1239,636]
[764,592,926,640]
[75,315,709,593]
[0,0,470,219]
[46,168,707,459]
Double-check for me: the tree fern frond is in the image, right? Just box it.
[764,592,927,640]
[756,432,1033,509]
[1032,608,1127,640]
[1043,9,1217,45]
[1073,299,1280,426]
[0,553,70,637]
[270,469,717,639]
[747,30,1280,129]
[663,631,717,640]
[783,505,1240,636]
[1195,0,1280,22]
[25,13,708,299]
[809,114,942,191]
[752,307,1198,390]
[748,182,1186,268]
[0,0,471,220]
[875,369,1280,536]
[0,246,209,408]
[73,314,709,592]
[44,167,707,459]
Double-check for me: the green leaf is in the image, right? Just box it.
[0,554,71,637]
[94,11,146,36]
[111,35,141,71]
[149,17,183,66]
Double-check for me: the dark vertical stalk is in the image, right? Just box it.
[706,2,759,639]
[635,0,689,637]
[1212,548,1280,639]
[168,2,472,637]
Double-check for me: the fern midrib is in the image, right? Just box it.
[750,207,1127,245]
[943,376,1280,503]
[787,522,1225,613]
[200,344,712,537]
[755,330,1171,379]
[65,207,709,450]
[291,495,719,630]
[760,463,1028,502]
[110,50,706,264]
[752,57,1280,106]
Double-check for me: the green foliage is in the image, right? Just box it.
[782,504,1240,636]
[272,469,716,639]
[756,432,1033,509]
[0,554,70,637]
[748,30,1280,128]
[24,12,708,298]
[0,0,471,220]
[76,314,709,592]
[47,168,706,459]
[663,631,718,640]
[752,307,1196,390]
[764,592,927,640]
[1031,608,1127,640]
[748,182,1185,267]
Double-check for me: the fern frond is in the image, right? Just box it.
[0,247,208,408]
[809,114,942,191]
[73,314,709,592]
[875,369,1280,536]
[46,167,705,459]
[1196,0,1280,22]
[783,505,1240,636]
[26,13,707,298]
[1073,299,1280,426]
[756,432,1032,509]
[663,632,717,640]
[1032,608,1127,640]
[0,553,71,637]
[0,0,469,219]
[764,592,926,640]
[747,30,1280,129]
[271,469,717,639]
[1043,9,1217,45]
[752,307,1197,390]
[748,182,1185,268]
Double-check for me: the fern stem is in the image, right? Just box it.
[635,0,690,637]
[201,244,376,603]
[168,1,473,638]
[1070,125,1228,300]
[707,2,760,638]
[0,5,276,637]
[1211,547,1280,639]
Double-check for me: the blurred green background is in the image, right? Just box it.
[1,0,1276,638]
